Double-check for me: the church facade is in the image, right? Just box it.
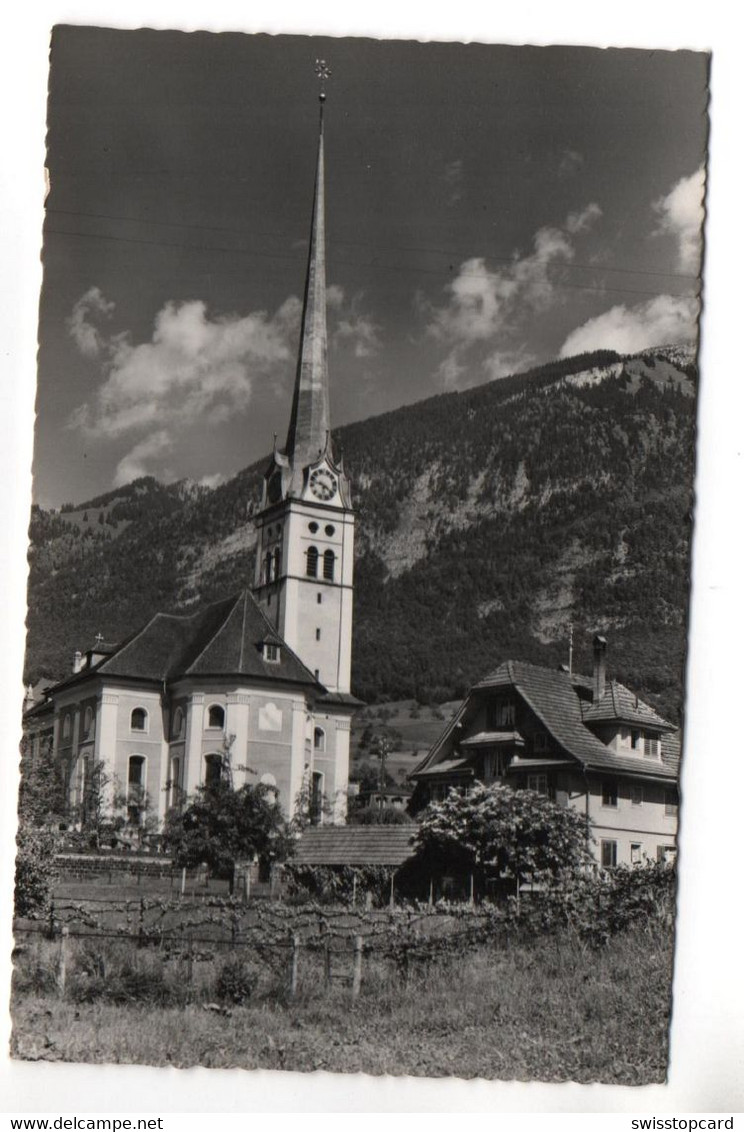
[24,83,358,829]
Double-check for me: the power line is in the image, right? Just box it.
[45,206,699,282]
[44,225,699,300]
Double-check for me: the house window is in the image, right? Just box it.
[657,844,677,865]
[263,642,280,663]
[171,707,184,740]
[664,789,678,817]
[527,774,549,796]
[601,780,618,808]
[83,706,94,738]
[631,783,644,806]
[630,729,641,751]
[487,700,515,728]
[314,726,326,752]
[630,842,643,865]
[645,735,660,758]
[204,753,222,789]
[127,756,145,825]
[323,549,336,581]
[306,546,319,578]
[130,707,147,732]
[207,704,225,730]
[600,839,618,868]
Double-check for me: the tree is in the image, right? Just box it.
[412,782,592,888]
[162,781,289,878]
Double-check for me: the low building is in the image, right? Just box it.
[411,637,680,868]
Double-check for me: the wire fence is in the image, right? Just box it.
[13,898,511,1001]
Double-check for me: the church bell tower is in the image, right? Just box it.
[252,63,354,695]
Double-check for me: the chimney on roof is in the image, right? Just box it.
[593,635,607,702]
[72,650,82,674]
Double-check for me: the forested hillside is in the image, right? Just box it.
[25,344,697,722]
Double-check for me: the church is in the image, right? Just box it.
[24,74,358,829]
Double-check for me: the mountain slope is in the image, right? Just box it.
[25,345,698,722]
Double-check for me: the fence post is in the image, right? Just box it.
[322,921,331,988]
[469,873,475,907]
[351,872,357,908]
[290,934,300,998]
[351,935,363,1000]
[428,877,434,908]
[58,926,69,996]
[180,866,186,898]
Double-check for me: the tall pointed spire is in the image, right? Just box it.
[285,60,332,470]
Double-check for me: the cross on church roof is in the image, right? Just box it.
[94,633,104,647]
[315,58,331,101]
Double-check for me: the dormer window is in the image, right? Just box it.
[263,642,280,664]
[644,735,660,759]
[630,729,642,751]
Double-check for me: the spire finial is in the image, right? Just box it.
[315,58,331,102]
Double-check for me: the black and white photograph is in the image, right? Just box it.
[3,8,740,1111]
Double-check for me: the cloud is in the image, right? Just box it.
[559,293,699,357]
[425,203,602,388]
[113,430,173,487]
[326,284,345,310]
[558,149,584,179]
[653,166,706,273]
[67,286,115,357]
[330,289,381,358]
[69,292,302,440]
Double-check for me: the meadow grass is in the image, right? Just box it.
[11,926,673,1083]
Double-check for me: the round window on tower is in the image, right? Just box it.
[308,521,319,533]
[325,524,335,536]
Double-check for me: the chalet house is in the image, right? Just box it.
[23,81,360,830]
[411,637,680,868]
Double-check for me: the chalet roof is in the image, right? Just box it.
[50,590,320,693]
[292,825,417,867]
[416,756,475,779]
[582,679,673,729]
[417,660,679,782]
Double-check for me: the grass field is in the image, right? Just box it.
[11,927,672,1083]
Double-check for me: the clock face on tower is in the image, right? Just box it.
[309,467,337,501]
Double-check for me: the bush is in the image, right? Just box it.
[14,825,58,918]
[215,957,259,1005]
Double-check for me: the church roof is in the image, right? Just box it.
[416,660,680,782]
[52,590,321,692]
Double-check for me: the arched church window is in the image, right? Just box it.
[127,755,145,825]
[207,704,225,730]
[323,549,335,581]
[171,707,184,739]
[314,726,326,752]
[273,547,281,578]
[130,707,147,732]
[306,546,319,578]
[83,706,94,738]
[62,714,71,741]
[265,550,273,583]
[204,753,222,789]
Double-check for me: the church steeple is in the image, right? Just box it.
[285,68,331,472]
[252,60,355,697]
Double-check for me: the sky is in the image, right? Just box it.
[34,28,708,508]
